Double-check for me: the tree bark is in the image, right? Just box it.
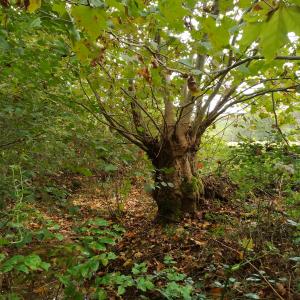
[147,139,203,222]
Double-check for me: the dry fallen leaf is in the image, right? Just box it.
[134,252,143,258]
[123,258,133,267]
[209,287,223,299]
[275,282,286,295]
[190,238,207,246]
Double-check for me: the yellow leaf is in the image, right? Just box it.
[241,238,254,251]
[28,0,41,13]
[123,258,133,267]
[191,89,202,96]
[134,252,143,258]
[238,250,244,260]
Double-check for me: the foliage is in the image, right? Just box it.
[226,141,300,201]
[0,0,300,299]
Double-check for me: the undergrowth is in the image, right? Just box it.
[1,141,300,299]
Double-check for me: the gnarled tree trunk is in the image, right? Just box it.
[147,138,203,222]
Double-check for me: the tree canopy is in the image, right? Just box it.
[2,0,300,151]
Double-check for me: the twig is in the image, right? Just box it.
[271,92,290,147]
[248,261,285,300]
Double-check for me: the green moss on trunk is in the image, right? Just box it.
[181,176,204,195]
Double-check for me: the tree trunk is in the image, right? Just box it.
[147,141,203,222]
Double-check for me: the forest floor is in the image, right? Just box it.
[31,173,300,299]
[2,173,300,300]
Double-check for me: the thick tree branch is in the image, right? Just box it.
[120,87,162,136]
[86,78,148,150]
[206,84,299,127]
[162,74,175,128]
[215,56,300,78]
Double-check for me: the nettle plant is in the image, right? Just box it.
[3,0,300,220]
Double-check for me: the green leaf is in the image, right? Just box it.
[0,253,5,262]
[103,164,118,172]
[76,167,93,176]
[159,0,187,30]
[239,0,252,8]
[90,241,107,251]
[117,285,126,295]
[80,263,91,278]
[203,17,230,51]
[55,233,64,241]
[151,68,162,85]
[166,270,186,281]
[88,259,100,272]
[96,288,107,300]
[132,262,147,275]
[90,218,109,226]
[1,255,24,273]
[163,255,176,265]
[24,254,42,270]
[98,237,115,244]
[40,261,51,271]
[136,277,155,292]
[73,40,91,62]
[15,264,30,274]
[259,6,288,59]
[231,264,241,271]
[289,257,300,262]
[71,6,107,40]
[240,22,262,48]
[282,6,300,36]
[52,2,67,16]
[30,17,42,28]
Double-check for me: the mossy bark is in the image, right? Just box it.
[149,146,203,222]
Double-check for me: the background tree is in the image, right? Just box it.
[3,0,300,221]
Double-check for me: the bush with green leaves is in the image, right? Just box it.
[226,141,300,201]
[94,255,207,300]
[56,218,125,299]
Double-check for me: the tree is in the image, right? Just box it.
[3,0,300,221]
